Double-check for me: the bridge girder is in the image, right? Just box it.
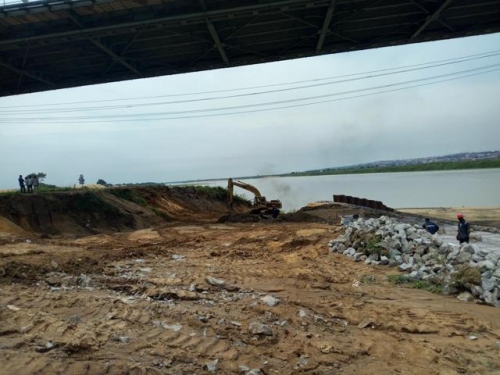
[0,0,499,97]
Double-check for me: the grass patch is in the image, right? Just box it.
[450,265,481,291]
[0,184,75,196]
[190,185,227,200]
[413,280,443,294]
[359,235,388,257]
[108,188,147,206]
[187,185,250,205]
[359,275,376,284]
[387,274,414,284]
[387,274,443,294]
[152,207,172,221]
[72,192,119,215]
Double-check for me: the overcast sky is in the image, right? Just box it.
[1,33,500,189]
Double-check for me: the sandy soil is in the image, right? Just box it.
[399,207,500,229]
[1,220,500,375]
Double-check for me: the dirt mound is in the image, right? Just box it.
[0,186,250,237]
[0,217,28,237]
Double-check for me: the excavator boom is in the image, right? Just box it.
[227,178,282,212]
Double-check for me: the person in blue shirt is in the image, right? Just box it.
[422,218,439,234]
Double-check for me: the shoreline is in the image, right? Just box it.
[398,207,500,229]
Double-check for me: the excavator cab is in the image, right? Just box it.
[254,196,267,206]
[228,178,282,215]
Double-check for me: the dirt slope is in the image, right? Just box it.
[0,186,247,237]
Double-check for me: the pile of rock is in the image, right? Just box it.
[328,216,500,307]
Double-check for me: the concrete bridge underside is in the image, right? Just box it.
[0,0,499,97]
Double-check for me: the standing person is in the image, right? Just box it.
[26,175,33,193]
[422,218,439,234]
[456,213,470,244]
[33,174,39,193]
[18,175,26,193]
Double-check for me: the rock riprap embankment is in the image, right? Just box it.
[328,216,500,307]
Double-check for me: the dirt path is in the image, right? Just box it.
[1,221,500,375]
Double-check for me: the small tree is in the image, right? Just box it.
[36,172,47,183]
[78,174,85,186]
[96,179,107,186]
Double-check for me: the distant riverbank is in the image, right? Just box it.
[279,158,500,177]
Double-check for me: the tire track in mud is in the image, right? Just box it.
[2,222,500,374]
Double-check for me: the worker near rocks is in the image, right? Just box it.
[456,213,470,244]
[422,218,439,234]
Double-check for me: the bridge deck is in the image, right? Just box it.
[1,0,499,97]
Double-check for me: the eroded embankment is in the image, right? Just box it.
[0,186,248,237]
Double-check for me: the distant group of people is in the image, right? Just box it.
[18,174,39,194]
[422,213,470,244]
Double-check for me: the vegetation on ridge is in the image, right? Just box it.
[281,158,500,177]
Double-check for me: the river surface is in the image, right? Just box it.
[199,169,500,211]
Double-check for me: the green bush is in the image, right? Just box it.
[108,189,147,206]
[387,274,443,294]
[450,265,481,290]
[73,192,119,215]
[413,280,443,294]
[361,235,387,257]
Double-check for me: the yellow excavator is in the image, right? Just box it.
[227,178,282,216]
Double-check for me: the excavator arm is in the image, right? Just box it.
[228,178,264,208]
[227,178,282,213]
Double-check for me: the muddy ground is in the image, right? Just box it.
[1,188,500,375]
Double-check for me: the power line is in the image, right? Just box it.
[1,49,499,114]
[2,65,498,124]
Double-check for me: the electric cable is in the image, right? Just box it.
[2,62,499,119]
[1,64,498,124]
[0,49,499,114]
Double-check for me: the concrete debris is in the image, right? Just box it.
[248,322,273,336]
[171,254,185,261]
[206,276,226,287]
[238,365,250,372]
[205,359,218,372]
[111,335,130,343]
[358,318,375,329]
[160,321,182,332]
[457,292,474,302]
[35,341,57,353]
[260,295,280,307]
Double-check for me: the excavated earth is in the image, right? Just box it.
[0,187,500,375]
